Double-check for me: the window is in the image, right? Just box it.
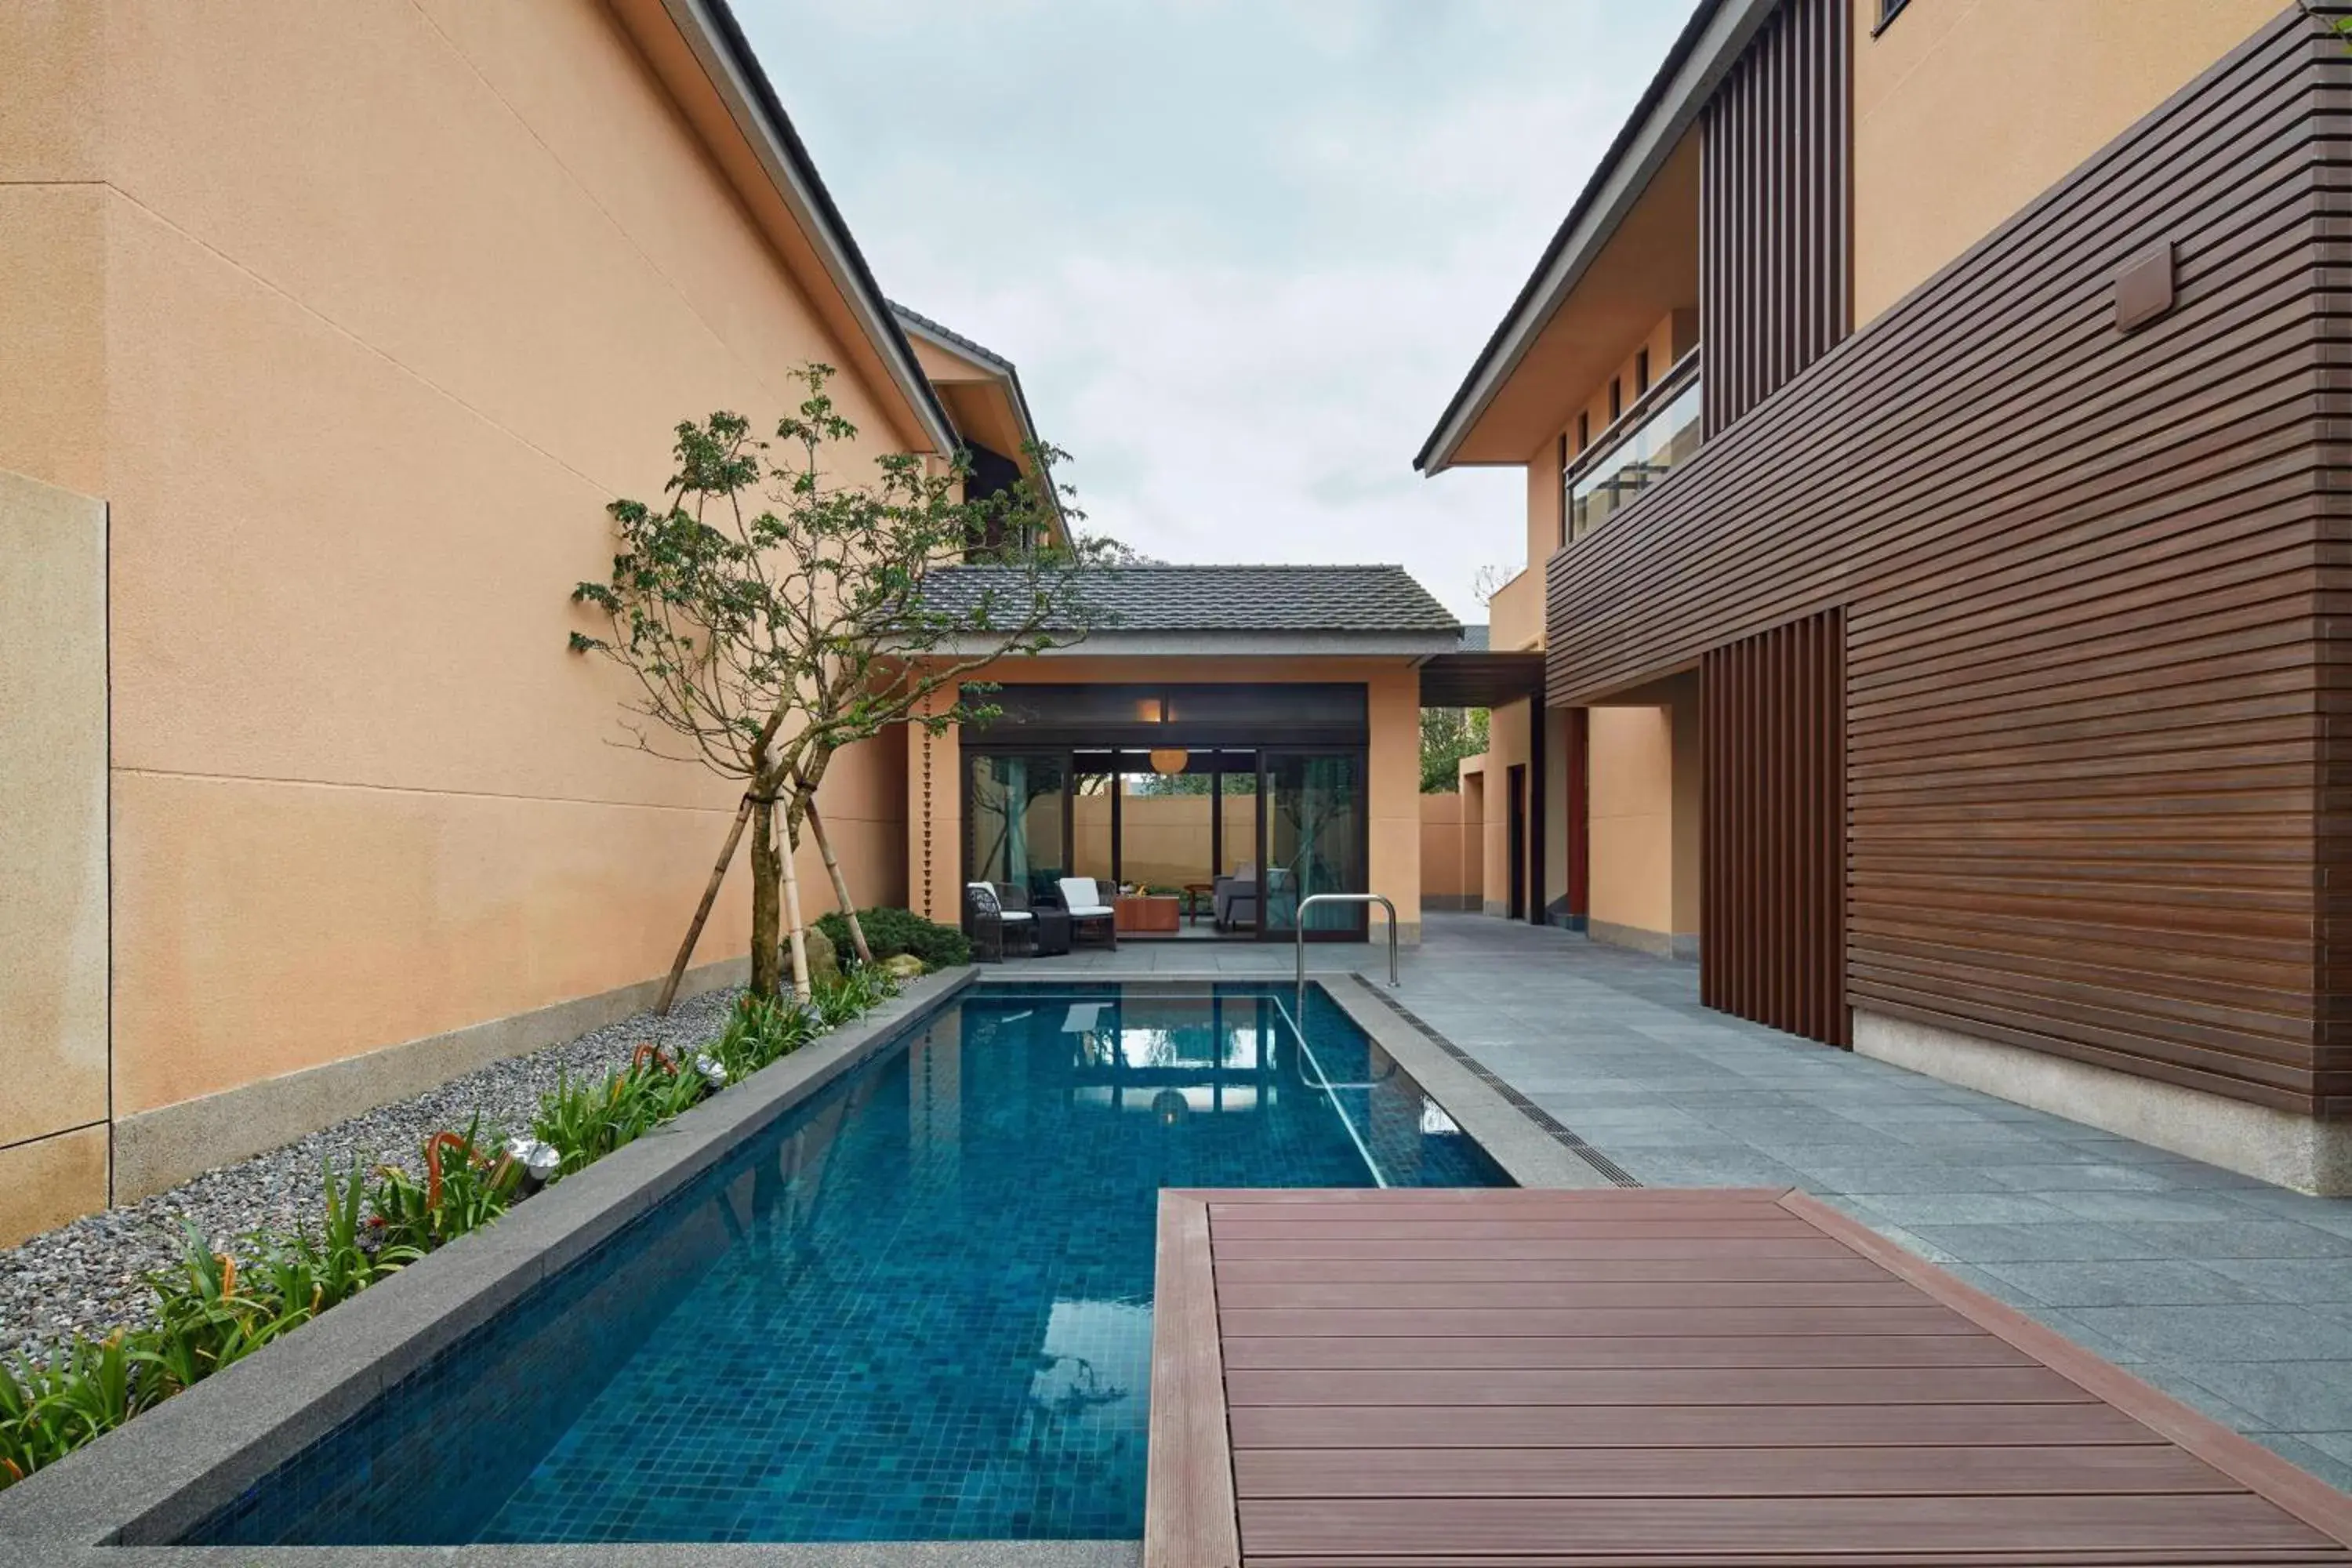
[1576,412,1589,452]
[1609,379,1622,421]
[1635,348,1650,396]
[1872,0,1909,33]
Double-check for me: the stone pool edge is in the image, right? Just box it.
[1312,973,1613,1190]
[0,967,1011,1566]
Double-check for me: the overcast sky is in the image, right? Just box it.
[739,1,1695,619]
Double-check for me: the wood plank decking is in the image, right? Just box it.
[1144,1188,2352,1568]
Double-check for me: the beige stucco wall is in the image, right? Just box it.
[1586,676,1700,957]
[1,2,914,1210]
[1459,770,1486,908]
[1588,705,1677,949]
[909,655,1425,938]
[0,470,111,1243]
[1487,567,1546,655]
[1475,699,1534,916]
[1419,791,1471,907]
[1852,0,2279,326]
[1070,792,1258,889]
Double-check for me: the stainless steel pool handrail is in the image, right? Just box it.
[1294,891,1399,990]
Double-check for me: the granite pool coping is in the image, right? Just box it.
[0,967,1566,1566]
[1312,972,1615,1190]
[0,967,985,1565]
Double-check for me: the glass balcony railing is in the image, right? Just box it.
[1567,353,1702,544]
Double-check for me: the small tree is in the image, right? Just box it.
[1421,706,1490,793]
[571,364,1117,1000]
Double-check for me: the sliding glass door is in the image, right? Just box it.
[1259,750,1368,940]
[968,753,1068,901]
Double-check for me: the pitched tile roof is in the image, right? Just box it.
[1457,623,1491,652]
[921,564,1461,634]
[890,300,1014,374]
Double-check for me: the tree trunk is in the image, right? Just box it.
[781,812,813,1001]
[749,793,783,1000]
[804,797,872,965]
[657,794,753,1014]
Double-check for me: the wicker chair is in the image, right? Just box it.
[964,881,1036,962]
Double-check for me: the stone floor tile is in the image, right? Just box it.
[2060,1305,2352,1365]
[1782,1163,2016,1196]
[2118,1221,2352,1260]
[2039,1189,2263,1224]
[1835,1191,2080,1228]
[2163,1361,2352,1434]
[1975,1258,2269,1308]
[2196,1257,2352,1304]
[1977,1163,2183,1193]
[1903,1221,2173,1262]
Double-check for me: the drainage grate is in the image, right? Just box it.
[1355,982,1644,1189]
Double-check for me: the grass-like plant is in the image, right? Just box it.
[0,969,899,1492]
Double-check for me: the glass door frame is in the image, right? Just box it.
[1253,746,1371,942]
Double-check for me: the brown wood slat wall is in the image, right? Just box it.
[1704,612,1848,1047]
[1545,9,2346,1116]
[1700,0,1851,437]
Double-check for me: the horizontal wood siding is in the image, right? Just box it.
[1700,0,1852,437]
[1546,9,2341,1115]
[1704,611,1849,1046]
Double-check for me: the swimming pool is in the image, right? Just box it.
[184,981,1508,1546]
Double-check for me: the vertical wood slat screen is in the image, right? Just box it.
[1703,609,1848,1047]
[1700,0,1850,438]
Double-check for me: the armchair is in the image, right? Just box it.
[1054,877,1118,950]
[964,881,1036,963]
[1213,864,1258,931]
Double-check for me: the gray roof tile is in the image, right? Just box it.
[921,564,1460,634]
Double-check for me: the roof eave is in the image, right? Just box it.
[892,307,1071,539]
[667,0,959,456]
[1414,0,1777,476]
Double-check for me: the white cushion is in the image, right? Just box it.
[1066,905,1114,918]
[1059,877,1105,910]
[1000,909,1034,923]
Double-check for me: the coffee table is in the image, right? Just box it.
[1112,894,1181,935]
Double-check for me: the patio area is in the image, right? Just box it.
[1027,912,2352,1490]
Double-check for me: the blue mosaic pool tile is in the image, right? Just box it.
[185,983,1505,1546]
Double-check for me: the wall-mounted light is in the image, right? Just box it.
[1149,747,1189,775]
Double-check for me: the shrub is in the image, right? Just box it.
[815,906,970,971]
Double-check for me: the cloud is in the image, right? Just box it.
[738,0,1696,619]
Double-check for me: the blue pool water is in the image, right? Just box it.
[185,982,1507,1546]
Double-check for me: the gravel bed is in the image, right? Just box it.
[0,985,746,1363]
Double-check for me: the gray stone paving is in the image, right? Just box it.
[1020,914,2352,1490]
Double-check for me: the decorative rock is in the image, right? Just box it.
[881,953,927,980]
[800,924,840,988]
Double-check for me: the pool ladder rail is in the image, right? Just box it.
[1294,891,1400,991]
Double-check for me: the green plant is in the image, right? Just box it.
[711,993,818,1082]
[0,974,908,1494]
[1420,706,1488,793]
[815,907,969,971]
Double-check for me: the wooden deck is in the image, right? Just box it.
[1144,1188,2352,1568]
